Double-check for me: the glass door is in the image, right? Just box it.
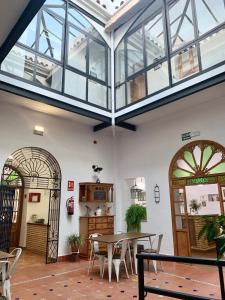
[172,188,191,256]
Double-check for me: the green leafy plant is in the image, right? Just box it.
[125,204,147,232]
[198,215,225,258]
[67,234,84,253]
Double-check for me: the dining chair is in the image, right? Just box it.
[143,234,163,273]
[88,233,107,277]
[102,239,129,282]
[0,248,22,300]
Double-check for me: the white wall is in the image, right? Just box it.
[0,102,115,256]
[114,95,225,255]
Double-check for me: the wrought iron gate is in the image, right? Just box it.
[2,147,61,264]
[0,186,15,251]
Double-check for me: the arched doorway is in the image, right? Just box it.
[1,147,61,264]
[169,140,225,257]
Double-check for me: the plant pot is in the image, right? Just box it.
[71,245,79,254]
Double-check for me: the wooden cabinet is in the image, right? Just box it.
[79,182,113,203]
[26,223,48,255]
[79,216,114,259]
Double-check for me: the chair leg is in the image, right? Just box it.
[127,243,133,275]
[102,259,106,278]
[3,279,11,300]
[113,260,120,283]
[123,260,129,279]
[88,249,93,275]
[152,260,157,274]
[99,256,104,277]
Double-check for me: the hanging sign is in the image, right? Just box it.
[67,181,74,191]
[181,131,200,141]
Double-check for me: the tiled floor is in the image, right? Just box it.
[8,251,222,299]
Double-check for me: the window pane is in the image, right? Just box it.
[195,0,225,36]
[176,216,187,229]
[18,15,37,49]
[127,73,146,103]
[108,88,112,110]
[145,11,165,66]
[89,40,106,81]
[88,80,107,108]
[44,0,66,18]
[115,41,125,85]
[65,70,86,100]
[147,61,169,95]
[38,10,63,61]
[36,56,62,91]
[116,84,126,109]
[127,28,144,76]
[169,0,195,51]
[1,46,35,82]
[171,45,199,83]
[68,6,103,41]
[68,26,87,72]
[200,28,225,70]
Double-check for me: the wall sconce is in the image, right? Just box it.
[154,184,160,204]
[33,126,44,136]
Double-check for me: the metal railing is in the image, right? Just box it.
[137,253,225,300]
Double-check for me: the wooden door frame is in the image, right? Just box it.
[169,140,225,256]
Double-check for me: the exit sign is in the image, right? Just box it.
[181,131,200,141]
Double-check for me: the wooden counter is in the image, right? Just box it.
[79,216,114,259]
[26,223,49,255]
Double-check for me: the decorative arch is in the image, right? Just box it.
[1,147,61,264]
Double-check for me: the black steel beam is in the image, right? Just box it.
[93,122,111,132]
[0,0,46,64]
[116,121,137,131]
[0,80,111,123]
[115,71,225,123]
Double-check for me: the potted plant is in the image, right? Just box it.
[189,199,201,214]
[198,215,225,258]
[125,204,147,232]
[67,234,84,256]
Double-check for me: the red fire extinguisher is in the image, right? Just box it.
[66,196,74,215]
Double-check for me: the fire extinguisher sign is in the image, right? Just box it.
[67,180,74,191]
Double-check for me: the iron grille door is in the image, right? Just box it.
[0,186,15,251]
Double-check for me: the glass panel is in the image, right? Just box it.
[115,41,125,85]
[184,150,195,169]
[200,28,225,70]
[127,73,146,103]
[202,145,212,169]
[177,159,194,173]
[116,84,126,109]
[68,26,87,72]
[108,48,111,85]
[175,202,185,214]
[89,40,106,81]
[171,45,199,83]
[195,0,225,36]
[174,189,185,202]
[88,80,107,108]
[209,162,225,174]
[193,145,201,166]
[68,6,103,41]
[127,28,144,76]
[173,169,193,177]
[147,61,169,95]
[145,11,165,66]
[176,216,187,229]
[65,69,86,100]
[207,152,223,170]
[35,56,62,91]
[39,10,63,61]
[169,0,195,51]
[18,15,37,49]
[108,88,111,110]
[44,0,66,18]
[1,46,35,82]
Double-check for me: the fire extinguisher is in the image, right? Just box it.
[66,196,74,215]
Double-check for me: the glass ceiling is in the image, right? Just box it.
[89,0,130,15]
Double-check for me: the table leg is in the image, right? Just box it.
[132,239,138,274]
[107,243,113,282]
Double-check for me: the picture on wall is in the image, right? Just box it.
[29,193,41,203]
[208,194,219,202]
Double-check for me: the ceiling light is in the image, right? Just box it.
[33,126,44,136]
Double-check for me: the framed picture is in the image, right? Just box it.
[208,194,218,202]
[202,201,206,207]
[29,193,41,203]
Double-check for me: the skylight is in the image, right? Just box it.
[89,0,130,15]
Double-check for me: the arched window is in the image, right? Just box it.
[1,0,111,110]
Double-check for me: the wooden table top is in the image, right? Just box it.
[0,251,14,260]
[90,232,156,244]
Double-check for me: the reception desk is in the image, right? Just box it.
[26,223,49,255]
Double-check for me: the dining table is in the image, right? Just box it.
[90,232,156,282]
